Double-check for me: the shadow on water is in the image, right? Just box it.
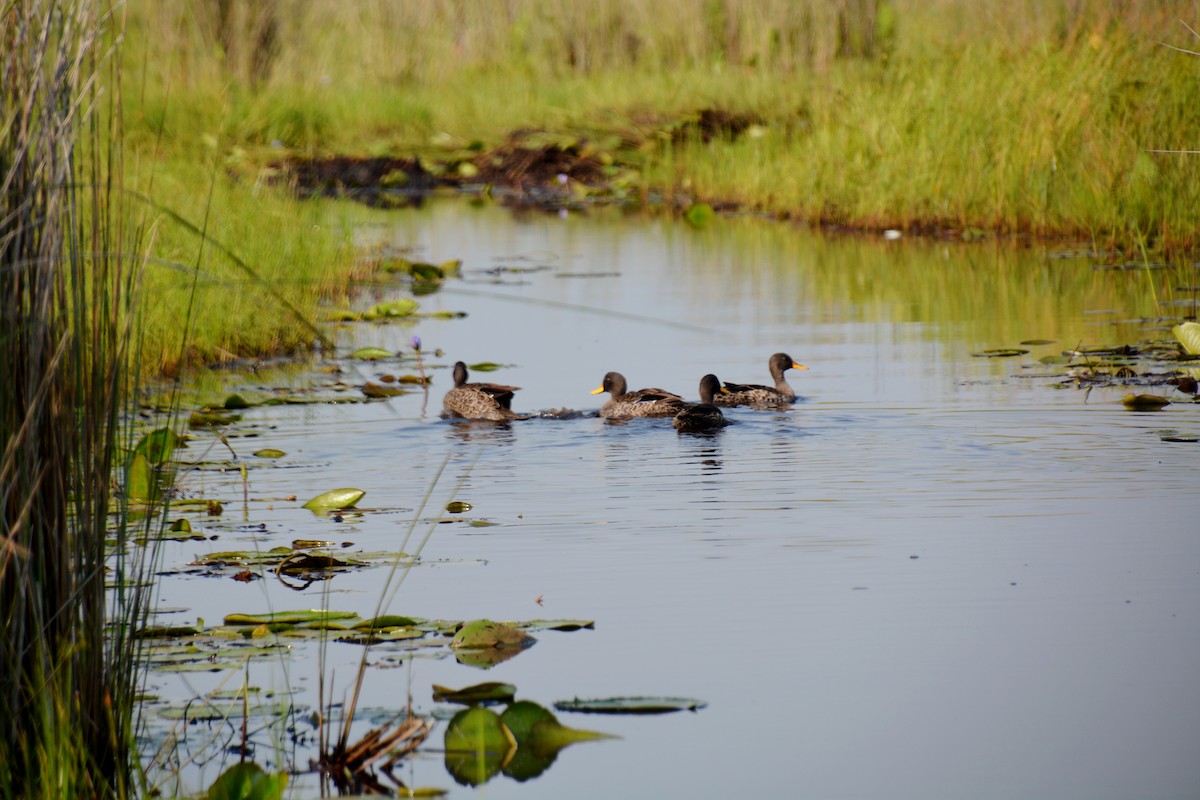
[140,201,1200,800]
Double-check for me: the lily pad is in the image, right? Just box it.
[364,298,420,319]
[205,762,287,800]
[443,707,516,787]
[971,348,1029,358]
[451,620,536,650]
[133,427,184,464]
[253,448,286,458]
[446,501,472,513]
[1122,394,1170,410]
[467,362,504,372]
[1174,322,1200,355]
[302,487,365,512]
[362,382,406,398]
[223,609,358,626]
[351,346,395,360]
[433,682,517,705]
[683,202,715,228]
[553,696,708,715]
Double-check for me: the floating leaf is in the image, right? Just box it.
[302,487,365,511]
[443,707,516,787]
[278,553,349,573]
[1174,322,1200,355]
[362,382,405,398]
[683,202,715,228]
[127,453,157,502]
[515,619,595,632]
[451,620,536,650]
[971,348,1029,358]
[321,309,361,322]
[433,682,517,705]
[365,298,419,318]
[553,696,707,715]
[1122,394,1170,410]
[1157,430,1199,443]
[467,362,503,372]
[133,427,183,464]
[354,615,424,631]
[1019,339,1056,346]
[189,410,241,428]
[446,501,472,513]
[205,762,287,800]
[223,610,358,626]
[351,346,394,360]
[500,701,615,781]
[253,449,286,458]
[223,394,251,410]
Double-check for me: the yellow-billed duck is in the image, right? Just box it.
[713,352,808,407]
[591,371,686,419]
[442,361,526,421]
[674,374,732,432]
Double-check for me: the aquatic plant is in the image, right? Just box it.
[0,2,154,797]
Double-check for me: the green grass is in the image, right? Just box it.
[109,0,1200,372]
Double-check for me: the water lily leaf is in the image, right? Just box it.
[1038,354,1071,365]
[365,298,419,318]
[351,346,395,360]
[446,501,472,513]
[1019,339,1056,345]
[499,701,615,781]
[127,453,157,502]
[189,410,241,428]
[515,619,595,632]
[1122,394,1170,410]
[277,553,349,573]
[223,610,358,626]
[205,762,287,800]
[467,362,504,372]
[302,487,365,511]
[553,696,707,714]
[159,700,293,722]
[454,647,527,669]
[684,202,715,228]
[354,615,424,631]
[451,620,536,650]
[223,394,252,409]
[253,449,286,458]
[1158,430,1199,443]
[1174,322,1200,355]
[362,382,405,398]
[443,707,516,787]
[971,348,1029,358]
[433,682,517,705]
[395,373,430,384]
[321,309,361,322]
[133,427,183,464]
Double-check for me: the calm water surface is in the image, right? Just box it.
[150,202,1199,799]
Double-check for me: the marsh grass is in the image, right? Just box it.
[114,0,1200,251]
[0,1,158,797]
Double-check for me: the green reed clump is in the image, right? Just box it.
[1,2,151,797]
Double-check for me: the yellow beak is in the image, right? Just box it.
[590,386,605,395]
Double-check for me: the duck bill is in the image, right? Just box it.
[792,363,809,370]
[590,386,606,395]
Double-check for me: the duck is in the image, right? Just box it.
[712,352,808,407]
[591,371,687,418]
[442,361,526,421]
[673,374,732,432]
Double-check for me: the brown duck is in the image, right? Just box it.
[712,353,808,407]
[442,361,526,421]
[591,371,686,418]
[673,374,732,432]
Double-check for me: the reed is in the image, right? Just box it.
[1,2,150,797]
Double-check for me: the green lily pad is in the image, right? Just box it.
[253,448,286,458]
[133,427,184,464]
[205,762,287,800]
[443,707,516,787]
[971,348,1029,358]
[515,619,595,632]
[1174,322,1200,355]
[364,298,420,319]
[126,453,157,502]
[353,615,424,631]
[223,609,358,626]
[223,393,252,410]
[451,620,536,650]
[432,682,517,705]
[302,487,365,511]
[351,346,395,360]
[446,501,472,513]
[362,382,406,398]
[683,202,715,228]
[1122,393,1170,410]
[499,701,615,781]
[553,696,708,714]
[1019,339,1056,345]
[467,362,504,372]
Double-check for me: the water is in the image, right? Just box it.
[147,202,1200,799]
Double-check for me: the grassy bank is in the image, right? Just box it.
[110,0,1200,370]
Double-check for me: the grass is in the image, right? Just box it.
[1,2,153,797]
[101,0,1200,373]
